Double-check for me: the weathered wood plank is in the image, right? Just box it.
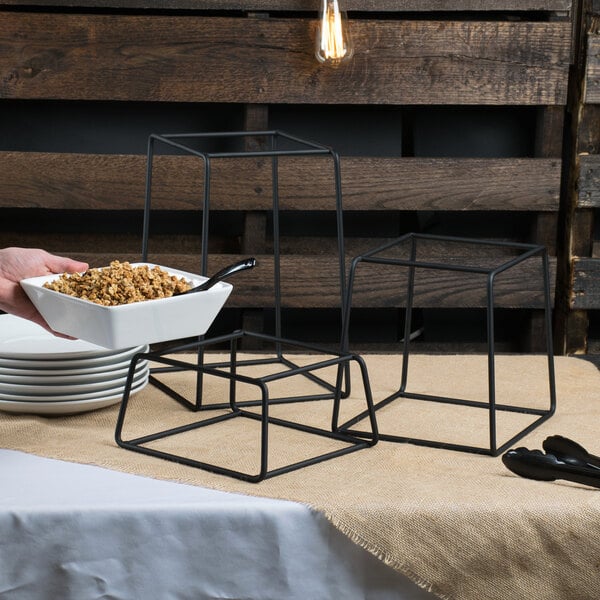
[0,1,574,12]
[0,152,562,212]
[535,106,565,158]
[343,260,556,310]
[0,14,572,105]
[572,256,600,308]
[562,309,590,354]
[577,153,600,206]
[585,32,600,104]
[577,104,600,153]
[530,106,564,252]
[0,222,556,306]
[553,8,598,354]
[37,252,552,309]
[569,208,594,255]
[0,210,559,307]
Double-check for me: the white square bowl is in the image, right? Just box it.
[20,263,233,349]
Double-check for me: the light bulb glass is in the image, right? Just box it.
[315,0,353,66]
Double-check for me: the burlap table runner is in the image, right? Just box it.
[1,353,599,600]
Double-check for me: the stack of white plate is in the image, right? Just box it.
[0,314,149,415]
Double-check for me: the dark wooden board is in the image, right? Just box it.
[585,32,600,104]
[29,252,550,309]
[0,152,562,212]
[0,13,572,105]
[0,1,575,13]
[572,257,600,308]
[577,154,600,207]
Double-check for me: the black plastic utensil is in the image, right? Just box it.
[543,435,600,469]
[175,257,256,295]
[502,436,600,489]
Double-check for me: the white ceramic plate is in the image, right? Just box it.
[0,343,148,370]
[0,377,149,415]
[0,361,148,395]
[0,367,148,402]
[0,314,124,359]
[0,359,149,383]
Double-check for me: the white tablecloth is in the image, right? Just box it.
[0,449,434,600]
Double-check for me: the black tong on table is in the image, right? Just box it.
[502,435,600,489]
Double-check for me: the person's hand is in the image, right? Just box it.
[0,247,88,334]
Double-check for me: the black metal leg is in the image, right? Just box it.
[487,272,498,454]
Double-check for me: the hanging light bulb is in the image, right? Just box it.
[315,0,353,66]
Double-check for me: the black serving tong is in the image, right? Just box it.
[502,435,600,489]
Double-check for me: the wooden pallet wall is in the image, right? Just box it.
[555,0,600,354]
[0,1,576,350]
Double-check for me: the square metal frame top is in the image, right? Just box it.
[339,232,557,456]
[141,129,350,403]
[142,129,347,350]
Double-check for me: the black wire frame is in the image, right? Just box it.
[114,131,377,481]
[140,130,351,408]
[339,233,557,457]
[114,330,379,482]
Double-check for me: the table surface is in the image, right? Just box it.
[0,448,434,600]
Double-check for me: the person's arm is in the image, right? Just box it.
[0,247,88,333]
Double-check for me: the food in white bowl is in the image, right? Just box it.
[43,261,191,306]
[20,262,232,349]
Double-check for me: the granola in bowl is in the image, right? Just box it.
[43,260,191,306]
